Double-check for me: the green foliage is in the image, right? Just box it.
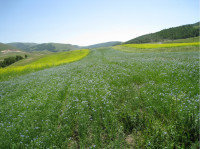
[0,47,199,148]
[0,55,24,68]
[125,22,200,44]
[0,50,89,81]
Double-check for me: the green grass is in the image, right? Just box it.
[0,43,18,51]
[113,44,200,53]
[0,49,89,81]
[9,51,52,66]
[0,52,25,61]
[0,51,51,63]
[0,47,199,148]
[163,36,199,43]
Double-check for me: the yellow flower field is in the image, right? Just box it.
[123,42,200,49]
[0,49,89,81]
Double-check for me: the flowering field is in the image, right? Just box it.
[0,47,199,148]
[0,49,89,81]
[122,42,199,49]
[113,43,200,53]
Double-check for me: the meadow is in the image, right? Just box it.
[0,45,199,148]
[0,49,89,81]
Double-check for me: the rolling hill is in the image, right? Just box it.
[7,42,38,51]
[125,22,200,44]
[84,41,122,48]
[7,42,80,52]
[49,43,80,51]
[0,43,19,51]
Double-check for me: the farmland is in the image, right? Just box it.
[0,45,199,148]
[113,43,200,53]
[0,49,89,81]
[121,42,199,49]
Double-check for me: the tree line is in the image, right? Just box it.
[0,55,27,68]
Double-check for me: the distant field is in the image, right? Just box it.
[121,42,199,49]
[0,49,89,81]
[0,51,26,61]
[113,42,200,53]
[163,36,199,43]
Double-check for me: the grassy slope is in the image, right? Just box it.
[51,43,80,51]
[6,42,80,52]
[0,52,26,61]
[125,22,199,44]
[84,41,122,48]
[163,36,199,43]
[113,43,200,53]
[122,42,199,49]
[0,49,89,81]
[7,42,38,51]
[9,51,53,66]
[0,47,199,148]
[0,43,19,51]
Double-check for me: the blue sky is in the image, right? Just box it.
[0,0,199,46]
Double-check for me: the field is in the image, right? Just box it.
[0,45,199,148]
[113,44,200,53]
[0,49,89,81]
[121,42,199,49]
[163,36,199,43]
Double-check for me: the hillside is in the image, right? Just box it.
[7,42,38,51]
[125,22,200,44]
[0,43,19,51]
[163,36,199,43]
[29,43,80,52]
[50,43,80,51]
[7,42,80,52]
[84,41,122,48]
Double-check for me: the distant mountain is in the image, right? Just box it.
[50,43,80,51]
[7,42,80,52]
[84,41,122,49]
[0,43,19,51]
[7,42,38,51]
[125,22,200,44]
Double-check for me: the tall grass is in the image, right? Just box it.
[0,49,89,81]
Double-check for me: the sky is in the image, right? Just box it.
[0,0,199,46]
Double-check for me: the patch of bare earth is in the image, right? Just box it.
[126,135,135,147]
[1,49,22,54]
